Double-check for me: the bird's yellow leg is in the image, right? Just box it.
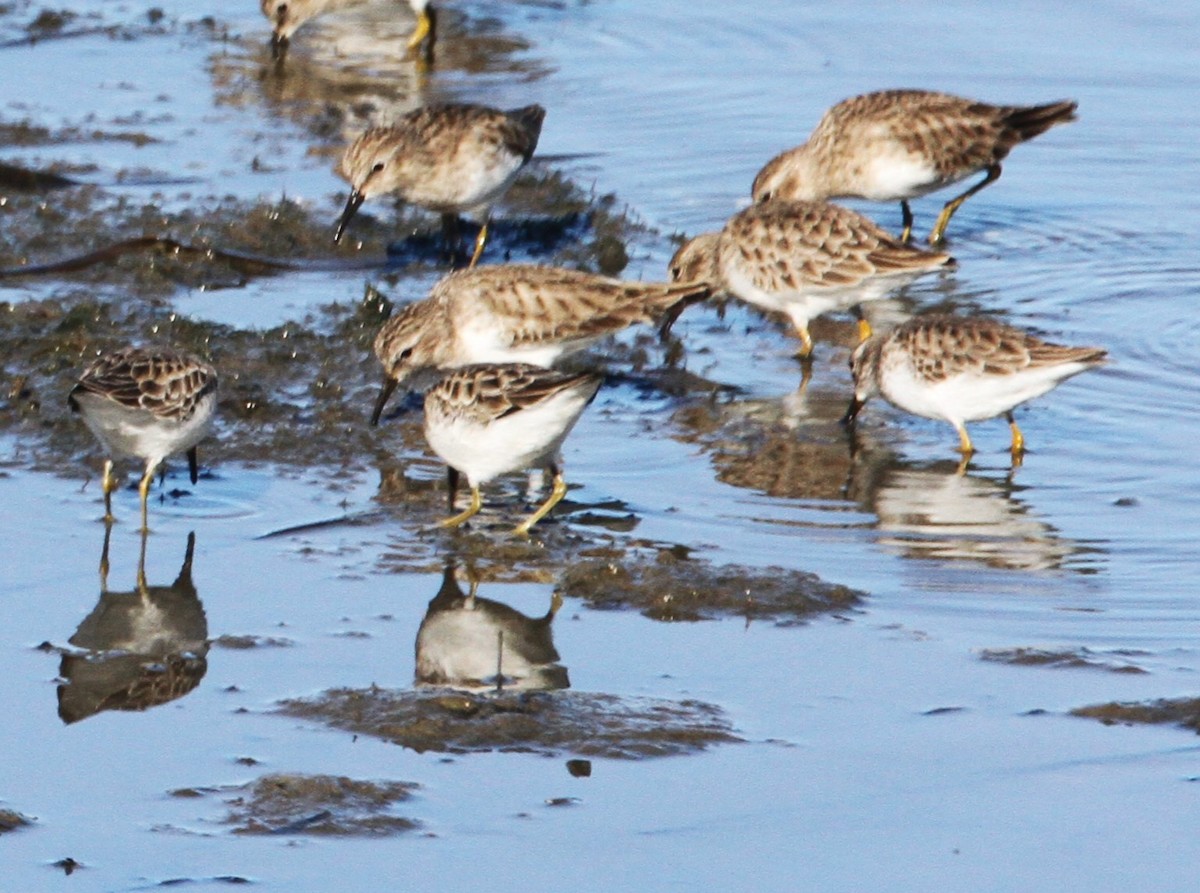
[929,164,1001,246]
[1006,411,1026,460]
[954,423,975,457]
[513,472,567,536]
[137,461,156,534]
[440,486,482,529]
[407,8,432,50]
[101,459,118,522]
[791,323,814,359]
[856,318,873,343]
[468,221,489,269]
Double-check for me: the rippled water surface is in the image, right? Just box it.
[3,1,1200,890]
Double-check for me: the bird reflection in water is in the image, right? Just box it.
[415,562,568,692]
[844,447,1086,572]
[57,529,208,724]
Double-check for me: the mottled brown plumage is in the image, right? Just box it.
[423,364,603,534]
[846,314,1106,457]
[69,346,218,529]
[670,201,953,356]
[335,102,546,265]
[752,90,1078,244]
[370,264,708,422]
[427,364,602,428]
[69,347,216,423]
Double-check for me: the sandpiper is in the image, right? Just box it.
[370,263,709,423]
[670,200,953,357]
[261,0,437,61]
[423,364,602,535]
[69,347,218,531]
[334,102,546,267]
[844,314,1106,458]
[751,90,1078,244]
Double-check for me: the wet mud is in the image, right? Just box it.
[980,647,1148,675]
[0,808,33,834]
[557,552,863,625]
[0,179,647,480]
[208,773,420,836]
[279,687,741,758]
[1071,697,1200,734]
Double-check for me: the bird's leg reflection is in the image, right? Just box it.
[99,519,114,591]
[493,629,504,693]
[136,526,150,593]
[458,557,485,610]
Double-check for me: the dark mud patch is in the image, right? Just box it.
[0,808,33,834]
[215,773,419,836]
[212,634,296,650]
[0,161,78,193]
[278,687,741,758]
[556,552,864,624]
[0,190,399,290]
[1071,696,1200,734]
[981,647,1148,674]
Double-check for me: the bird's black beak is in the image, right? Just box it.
[334,190,365,243]
[269,33,288,61]
[369,375,399,426]
[840,395,865,427]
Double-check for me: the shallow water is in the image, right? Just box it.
[3,0,1200,890]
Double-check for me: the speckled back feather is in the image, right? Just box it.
[867,315,1107,386]
[69,347,218,422]
[753,89,1077,202]
[373,264,711,374]
[719,201,953,291]
[339,103,545,192]
[426,364,602,426]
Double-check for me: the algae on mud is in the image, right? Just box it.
[1071,697,1200,734]
[557,552,864,624]
[213,773,420,836]
[279,687,741,758]
[980,647,1147,675]
[0,808,33,834]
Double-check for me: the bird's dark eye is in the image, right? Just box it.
[399,347,413,360]
[372,162,385,173]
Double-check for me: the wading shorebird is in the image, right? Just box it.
[369,263,710,423]
[669,200,954,358]
[843,314,1107,459]
[422,364,602,535]
[69,347,218,531]
[260,0,437,62]
[751,90,1078,245]
[334,102,546,267]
